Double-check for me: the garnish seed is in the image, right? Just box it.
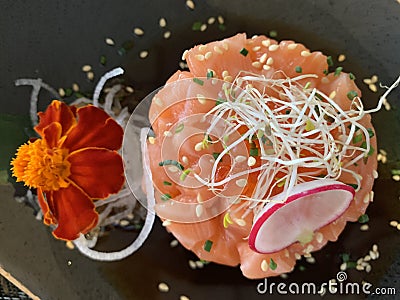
[158,282,169,292]
[338,54,346,62]
[360,224,369,231]
[205,51,212,59]
[180,296,190,300]
[148,137,155,144]
[58,88,65,97]
[287,43,298,50]
[262,39,271,47]
[301,50,311,57]
[247,156,256,166]
[214,46,223,54]
[369,83,378,92]
[363,78,372,84]
[200,24,207,32]
[235,219,246,226]
[105,38,115,45]
[72,83,79,92]
[390,220,398,227]
[139,50,149,58]
[186,0,195,10]
[125,86,134,93]
[261,259,269,271]
[217,15,224,24]
[329,91,337,99]
[163,31,171,39]
[266,57,274,65]
[315,232,323,243]
[252,61,262,68]
[268,44,279,51]
[170,239,179,247]
[159,17,167,27]
[82,65,92,72]
[162,220,171,226]
[207,17,216,24]
[195,204,203,217]
[252,46,261,51]
[87,71,94,81]
[195,54,205,61]
[235,155,247,163]
[182,49,189,60]
[134,27,144,36]
[259,53,268,63]
[236,178,247,187]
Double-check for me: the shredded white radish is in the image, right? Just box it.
[93,67,124,107]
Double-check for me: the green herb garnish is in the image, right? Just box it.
[352,134,363,143]
[212,152,221,160]
[358,214,369,224]
[340,253,350,263]
[180,169,191,181]
[161,193,172,201]
[349,73,356,80]
[347,183,358,190]
[334,67,343,76]
[192,21,202,31]
[65,88,73,97]
[250,148,259,156]
[269,258,277,270]
[207,70,214,78]
[323,69,329,75]
[216,98,225,106]
[193,78,204,86]
[269,30,278,38]
[175,123,184,133]
[295,66,303,73]
[100,55,107,65]
[204,240,213,252]
[347,90,358,100]
[159,160,184,170]
[240,48,249,56]
[163,181,172,186]
[327,56,334,67]
[367,128,374,138]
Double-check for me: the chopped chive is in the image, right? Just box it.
[206,70,214,78]
[349,73,356,80]
[192,21,202,31]
[175,123,184,133]
[212,152,220,160]
[180,169,191,181]
[347,183,358,190]
[100,55,107,65]
[74,92,85,98]
[159,160,184,170]
[347,90,358,100]
[269,30,278,38]
[352,134,363,144]
[327,56,334,67]
[358,214,369,224]
[216,98,225,106]
[218,23,226,31]
[391,169,400,176]
[204,239,213,252]
[323,69,329,75]
[65,88,73,97]
[269,258,277,270]
[347,124,360,131]
[298,265,306,271]
[161,193,172,201]
[340,253,350,263]
[285,109,291,114]
[118,40,134,56]
[240,48,249,56]
[249,148,259,156]
[193,78,204,86]
[163,181,172,186]
[334,67,343,76]
[361,142,375,156]
[295,66,302,73]
[367,128,374,138]
[346,261,357,269]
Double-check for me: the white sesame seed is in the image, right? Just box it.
[134,27,144,36]
[159,17,167,28]
[369,83,378,92]
[168,166,179,173]
[338,54,346,62]
[258,53,268,64]
[360,224,369,231]
[119,219,130,226]
[66,241,75,250]
[205,51,212,59]
[235,218,246,226]
[329,91,337,99]
[379,149,387,155]
[381,155,388,163]
[224,75,233,82]
[186,0,195,10]
[357,258,364,265]
[263,65,271,71]
[284,249,290,257]
[194,142,203,151]
[139,50,149,59]
[195,260,204,268]
[252,46,261,51]
[147,137,155,144]
[365,264,372,273]
[235,155,247,163]
[305,245,314,253]
[163,131,172,137]
[195,204,203,217]
[198,45,207,52]
[301,50,311,57]
[170,239,179,247]
[261,39,271,47]
[390,220,399,227]
[280,273,288,279]
[372,244,378,252]
[195,54,205,61]
[188,260,197,269]
[158,282,170,292]
[222,42,229,50]
[315,232,324,243]
[213,45,223,54]
[163,31,171,39]
[356,264,364,271]
[266,57,274,65]
[236,178,247,187]
[363,78,372,85]
[82,65,92,72]
[340,262,347,271]
[369,250,377,260]
[306,256,316,264]
[371,75,378,83]
[393,175,400,181]
[217,15,224,24]
[372,170,378,179]
[87,71,94,81]
[181,156,189,165]
[180,295,190,300]
[247,156,256,167]
[125,86,134,93]
[287,43,298,50]
[196,193,203,203]
[105,38,115,45]
[268,44,279,52]
[363,193,370,203]
[196,94,207,104]
[364,255,371,261]
[261,259,269,271]
[162,219,171,226]
[58,88,65,97]
[397,224,400,231]
[72,83,79,92]
[182,49,189,60]
[295,253,301,260]
[207,17,216,24]
[200,24,207,32]
[252,61,262,68]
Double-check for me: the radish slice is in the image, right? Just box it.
[248,180,355,254]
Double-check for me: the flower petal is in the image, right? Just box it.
[63,105,123,152]
[68,147,124,199]
[50,183,98,241]
[37,188,56,225]
[35,100,76,137]
[42,122,62,148]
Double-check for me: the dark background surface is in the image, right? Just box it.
[1,1,400,299]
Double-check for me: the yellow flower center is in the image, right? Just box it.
[11,139,71,191]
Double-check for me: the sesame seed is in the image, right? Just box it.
[222,70,230,78]
[369,250,377,260]
[280,273,289,279]
[163,31,171,39]
[372,170,378,179]
[214,46,223,54]
[134,27,144,36]
[82,65,92,72]
[284,249,290,257]
[263,65,271,71]
[294,253,301,260]
[195,204,203,217]
[125,86,134,93]
[390,220,398,227]
[163,131,172,137]
[200,24,207,31]
[365,265,372,273]
[340,262,347,271]
[119,219,130,226]
[252,61,262,68]
[261,259,269,271]
[222,42,229,50]
[195,260,204,268]
[287,43,298,50]
[194,142,203,151]
[315,232,323,243]
[105,38,115,45]
[58,88,65,97]
[259,53,268,64]
[360,224,369,231]
[364,255,371,261]
[207,17,216,24]
[252,46,261,51]
[363,193,370,203]
[370,191,374,202]
[363,78,372,84]
[369,83,378,92]
[182,49,189,60]
[182,156,189,164]
[381,155,388,163]
[262,39,271,47]
[186,0,195,10]
[397,223,400,231]
[148,137,156,144]
[159,17,167,28]
[371,75,378,83]
[301,50,311,57]
[235,155,247,163]
[198,45,207,52]
[305,245,314,253]
[66,241,74,250]
[321,77,330,84]
[224,76,233,82]
[72,83,79,92]
[158,282,169,293]
[393,175,400,181]
[196,193,203,203]
[235,218,246,226]
[139,50,149,58]
[169,239,179,248]
[204,51,212,60]
[247,156,256,166]
[306,256,316,264]
[379,149,387,155]
[372,244,378,252]
[188,260,197,269]
[268,44,279,52]
[195,54,205,61]
[338,54,346,62]
[356,264,364,271]
[329,91,337,99]
[197,94,207,104]
[217,15,224,24]
[266,57,274,65]
[180,295,190,300]
[236,178,247,187]
[87,71,94,81]
[162,219,171,226]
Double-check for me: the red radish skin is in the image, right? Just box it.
[249,181,355,254]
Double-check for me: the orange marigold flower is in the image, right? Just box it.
[10,100,125,241]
